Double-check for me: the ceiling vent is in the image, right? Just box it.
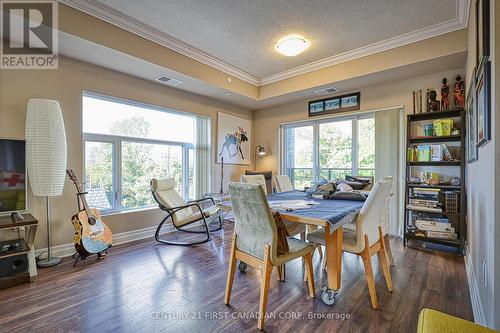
[313,86,339,95]
[155,75,183,86]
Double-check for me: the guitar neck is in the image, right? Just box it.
[76,183,93,218]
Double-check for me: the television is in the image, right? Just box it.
[0,139,27,214]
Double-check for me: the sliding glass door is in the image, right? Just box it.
[284,125,314,190]
[282,114,375,189]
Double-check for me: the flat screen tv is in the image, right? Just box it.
[0,139,27,214]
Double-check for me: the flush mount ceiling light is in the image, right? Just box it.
[276,36,309,56]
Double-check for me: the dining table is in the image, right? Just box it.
[222,190,365,306]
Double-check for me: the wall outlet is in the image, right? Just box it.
[482,258,487,287]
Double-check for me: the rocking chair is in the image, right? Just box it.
[151,178,223,246]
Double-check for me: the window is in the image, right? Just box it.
[83,93,200,213]
[282,114,375,189]
[284,125,314,191]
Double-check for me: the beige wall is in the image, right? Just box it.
[464,0,499,329]
[0,56,252,249]
[254,68,464,174]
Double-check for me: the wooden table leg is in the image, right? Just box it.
[324,225,343,290]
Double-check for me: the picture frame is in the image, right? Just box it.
[309,92,360,117]
[475,0,490,68]
[216,112,251,165]
[466,68,478,162]
[475,60,491,147]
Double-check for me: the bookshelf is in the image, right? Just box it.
[404,107,466,254]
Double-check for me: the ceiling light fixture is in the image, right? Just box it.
[276,36,309,56]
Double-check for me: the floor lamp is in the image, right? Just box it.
[26,99,67,268]
[254,144,266,170]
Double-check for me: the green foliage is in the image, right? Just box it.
[85,116,183,210]
[287,119,375,189]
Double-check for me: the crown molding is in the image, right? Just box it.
[260,0,469,85]
[59,0,261,86]
[60,0,469,88]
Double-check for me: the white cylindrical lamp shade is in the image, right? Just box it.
[26,99,67,197]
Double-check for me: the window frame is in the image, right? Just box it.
[281,113,375,188]
[82,92,197,214]
[84,133,194,214]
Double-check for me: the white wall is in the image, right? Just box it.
[465,0,499,329]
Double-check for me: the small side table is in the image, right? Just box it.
[0,213,38,281]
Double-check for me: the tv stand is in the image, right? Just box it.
[0,213,38,282]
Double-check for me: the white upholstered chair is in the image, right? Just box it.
[307,180,393,309]
[380,176,395,266]
[224,182,315,330]
[240,174,268,194]
[240,173,307,278]
[151,178,222,245]
[273,174,294,193]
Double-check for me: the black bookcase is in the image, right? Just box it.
[404,108,466,254]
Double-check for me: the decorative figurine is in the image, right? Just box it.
[453,75,465,107]
[428,90,440,112]
[441,78,450,110]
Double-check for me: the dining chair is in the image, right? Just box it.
[244,170,273,194]
[241,174,268,194]
[224,182,316,330]
[241,174,306,240]
[306,180,393,309]
[273,174,294,193]
[380,176,395,266]
[150,178,223,245]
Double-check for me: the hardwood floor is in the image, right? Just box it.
[0,222,473,333]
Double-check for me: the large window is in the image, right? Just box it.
[283,114,375,190]
[83,93,197,213]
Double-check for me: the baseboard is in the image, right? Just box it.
[465,250,487,326]
[35,223,175,259]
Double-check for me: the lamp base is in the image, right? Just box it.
[37,256,62,268]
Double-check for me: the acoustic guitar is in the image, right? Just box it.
[66,169,112,258]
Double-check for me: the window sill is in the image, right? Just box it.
[101,206,159,217]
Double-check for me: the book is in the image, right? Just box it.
[414,216,449,224]
[425,231,458,240]
[441,144,454,161]
[406,205,442,213]
[409,200,440,208]
[415,222,454,233]
[414,219,451,228]
[417,145,431,161]
[431,144,442,161]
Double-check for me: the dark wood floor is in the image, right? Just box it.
[0,222,473,333]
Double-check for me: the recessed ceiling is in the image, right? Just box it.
[64,0,467,84]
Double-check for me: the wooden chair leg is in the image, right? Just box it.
[321,250,327,271]
[277,264,285,281]
[379,227,393,292]
[304,253,315,298]
[224,233,238,305]
[361,235,379,310]
[258,245,273,331]
[384,234,395,266]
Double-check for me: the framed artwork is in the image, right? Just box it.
[309,101,324,114]
[475,0,490,68]
[216,112,251,165]
[309,92,360,117]
[476,60,491,147]
[466,68,478,162]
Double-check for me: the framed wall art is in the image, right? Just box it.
[309,92,360,117]
[216,112,251,165]
[475,60,491,147]
[466,68,478,162]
